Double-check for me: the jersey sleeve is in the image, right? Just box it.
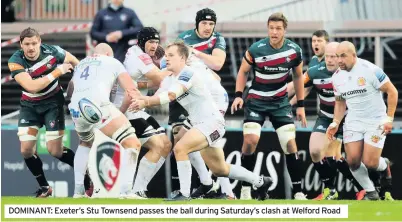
[213,34,226,52]
[244,50,254,65]
[51,45,67,63]
[332,76,341,97]
[176,68,194,89]
[124,49,154,79]
[114,59,128,78]
[303,70,313,88]
[294,45,304,66]
[370,66,389,89]
[8,54,26,78]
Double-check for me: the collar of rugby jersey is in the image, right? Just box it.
[109,3,123,11]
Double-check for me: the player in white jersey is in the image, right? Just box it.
[68,43,141,198]
[112,27,172,198]
[162,53,235,199]
[129,41,272,200]
[326,41,397,200]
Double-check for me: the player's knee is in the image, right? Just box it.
[161,136,172,157]
[17,126,39,142]
[362,157,379,170]
[173,143,188,157]
[211,164,230,177]
[20,147,35,159]
[48,148,63,158]
[309,148,322,162]
[276,124,296,154]
[347,158,361,171]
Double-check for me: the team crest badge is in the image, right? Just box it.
[371,135,381,143]
[357,77,366,86]
[46,64,52,69]
[286,56,291,62]
[96,141,121,191]
[120,14,127,22]
[208,42,213,48]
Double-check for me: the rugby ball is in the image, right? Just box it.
[78,98,102,124]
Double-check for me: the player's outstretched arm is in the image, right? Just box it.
[64,51,80,67]
[13,63,72,94]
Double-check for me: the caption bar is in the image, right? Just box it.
[4,204,348,218]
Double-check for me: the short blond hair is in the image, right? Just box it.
[268,12,288,29]
[165,40,190,60]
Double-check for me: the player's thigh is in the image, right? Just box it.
[343,121,365,165]
[310,116,331,156]
[344,140,364,169]
[18,104,42,153]
[174,127,210,156]
[169,102,188,144]
[269,101,296,154]
[200,146,229,176]
[362,129,385,169]
[130,118,156,146]
[43,102,65,149]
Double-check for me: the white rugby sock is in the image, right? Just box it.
[218,177,234,197]
[228,164,263,188]
[143,156,166,191]
[133,157,156,193]
[376,157,387,171]
[350,162,375,192]
[177,160,192,197]
[74,145,90,189]
[120,148,139,194]
[189,151,213,186]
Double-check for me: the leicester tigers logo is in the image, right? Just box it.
[96,141,121,191]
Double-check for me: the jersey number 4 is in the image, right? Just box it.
[80,66,90,80]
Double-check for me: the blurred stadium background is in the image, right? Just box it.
[1,0,402,199]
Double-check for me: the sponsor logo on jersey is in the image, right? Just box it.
[182,34,191,39]
[264,67,289,71]
[177,91,189,101]
[322,89,334,94]
[357,77,366,86]
[341,88,367,97]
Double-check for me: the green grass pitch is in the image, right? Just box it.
[2,197,402,221]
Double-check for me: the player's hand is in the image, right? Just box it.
[231,97,244,114]
[128,99,146,112]
[326,122,339,141]
[154,45,165,60]
[57,63,73,75]
[296,107,307,127]
[381,122,393,135]
[127,88,142,99]
[106,32,119,43]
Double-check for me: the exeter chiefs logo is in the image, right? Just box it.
[371,135,381,143]
[96,141,121,191]
[357,77,366,86]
